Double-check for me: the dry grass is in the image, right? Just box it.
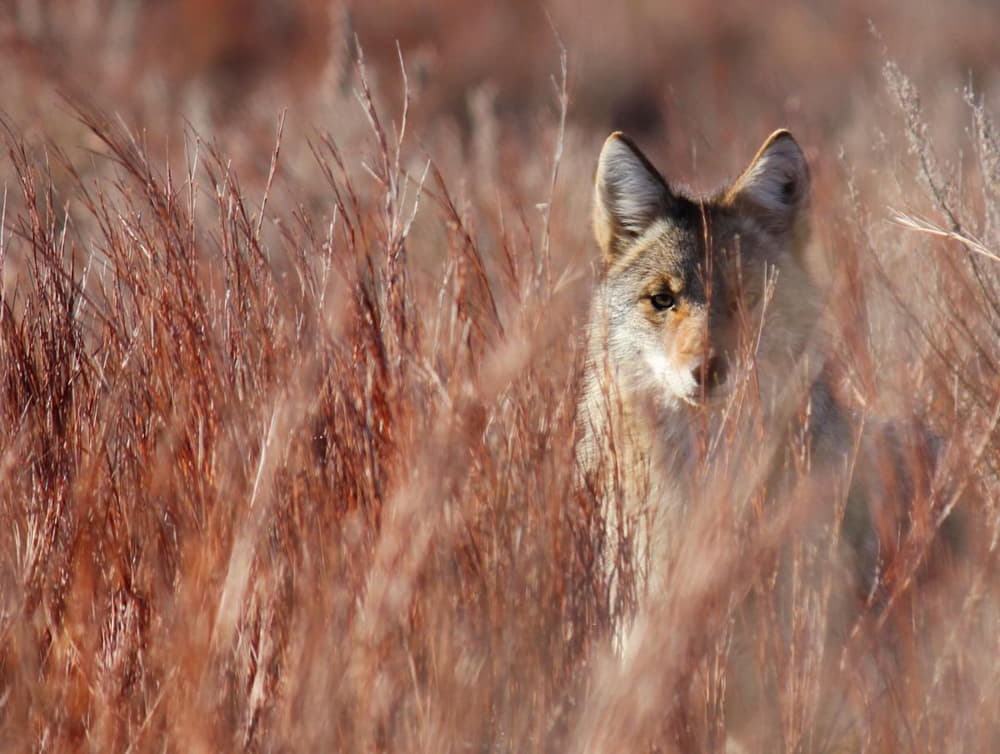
[1,1,999,751]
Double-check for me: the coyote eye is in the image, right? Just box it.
[650,292,676,311]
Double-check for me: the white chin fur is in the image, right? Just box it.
[641,349,699,406]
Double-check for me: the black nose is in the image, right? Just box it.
[692,355,727,389]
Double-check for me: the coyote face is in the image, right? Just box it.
[589,129,817,412]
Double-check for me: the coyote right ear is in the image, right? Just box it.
[724,130,810,236]
[593,132,673,263]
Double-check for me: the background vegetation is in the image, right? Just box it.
[1,1,998,750]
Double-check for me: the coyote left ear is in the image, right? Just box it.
[726,130,810,234]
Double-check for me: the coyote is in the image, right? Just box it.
[578,126,952,594]
[578,128,838,595]
[575,130,957,749]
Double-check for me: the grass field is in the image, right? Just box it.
[2,1,999,751]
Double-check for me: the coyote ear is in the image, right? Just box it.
[726,130,810,234]
[593,132,673,262]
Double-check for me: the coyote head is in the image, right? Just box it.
[591,130,818,409]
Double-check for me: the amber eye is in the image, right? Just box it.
[650,292,676,311]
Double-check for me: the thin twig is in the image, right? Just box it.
[891,209,1000,264]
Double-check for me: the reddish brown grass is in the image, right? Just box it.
[1,2,999,751]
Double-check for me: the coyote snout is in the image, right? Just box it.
[644,306,727,405]
[692,352,726,392]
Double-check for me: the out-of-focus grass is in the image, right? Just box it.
[1,1,999,751]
